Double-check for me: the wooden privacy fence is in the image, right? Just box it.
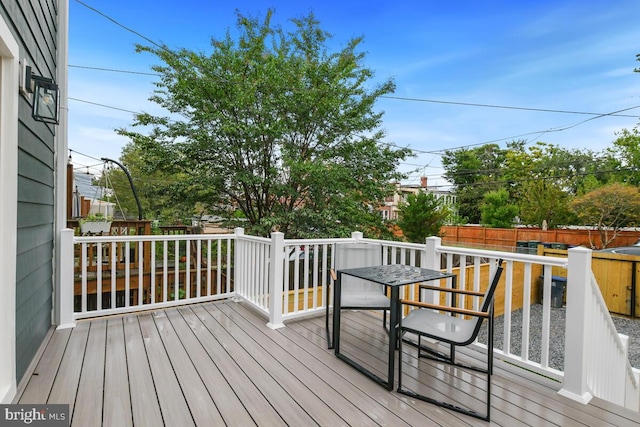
[590,251,640,318]
[441,225,640,250]
[535,247,639,318]
[440,226,640,318]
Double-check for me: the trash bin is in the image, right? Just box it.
[528,240,541,253]
[550,277,566,308]
[539,275,567,308]
[516,241,529,254]
[550,242,568,250]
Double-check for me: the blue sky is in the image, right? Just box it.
[68,0,640,189]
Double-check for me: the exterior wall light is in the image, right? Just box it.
[23,64,60,124]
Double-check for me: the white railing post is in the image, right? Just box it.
[351,231,363,241]
[558,246,593,404]
[57,228,76,329]
[267,232,285,329]
[232,227,244,302]
[422,237,442,304]
[424,236,441,270]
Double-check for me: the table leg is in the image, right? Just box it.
[387,287,399,391]
[333,271,342,355]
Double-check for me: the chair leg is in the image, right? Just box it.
[488,309,494,375]
[485,309,494,419]
[325,283,333,349]
[396,329,493,421]
[397,329,404,389]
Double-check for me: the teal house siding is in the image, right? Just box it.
[1,0,59,383]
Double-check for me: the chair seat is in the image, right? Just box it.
[342,291,390,308]
[401,308,477,345]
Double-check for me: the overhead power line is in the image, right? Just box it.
[70,62,640,121]
[381,96,640,118]
[69,64,161,76]
[74,0,231,85]
[74,0,640,123]
[72,0,640,178]
[69,97,141,115]
[389,104,640,156]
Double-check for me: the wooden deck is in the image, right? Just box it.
[15,300,640,426]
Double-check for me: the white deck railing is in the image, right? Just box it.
[58,228,639,412]
[59,229,235,322]
[558,247,640,410]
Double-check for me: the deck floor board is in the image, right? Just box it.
[15,300,640,427]
[103,319,133,427]
[72,319,106,427]
[122,315,164,427]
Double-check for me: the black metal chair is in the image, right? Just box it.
[397,259,504,421]
[325,243,389,349]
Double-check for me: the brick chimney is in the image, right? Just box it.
[420,176,427,188]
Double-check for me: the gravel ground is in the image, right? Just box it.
[477,304,640,371]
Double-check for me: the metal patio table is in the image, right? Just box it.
[333,264,456,391]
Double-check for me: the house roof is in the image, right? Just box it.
[75,172,105,200]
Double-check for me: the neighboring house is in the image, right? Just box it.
[0,0,68,403]
[72,170,114,217]
[74,170,106,201]
[380,176,457,221]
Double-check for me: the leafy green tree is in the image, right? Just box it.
[104,144,201,224]
[442,133,636,230]
[571,183,640,248]
[605,127,640,186]
[396,192,449,243]
[441,144,507,224]
[504,142,563,194]
[118,10,409,238]
[514,180,574,228]
[480,189,518,228]
[502,141,608,227]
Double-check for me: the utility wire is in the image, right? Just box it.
[69,97,141,115]
[381,95,640,118]
[70,90,639,158]
[69,62,640,120]
[74,0,231,84]
[406,166,636,191]
[75,0,172,55]
[69,64,161,76]
[72,0,640,178]
[390,104,640,156]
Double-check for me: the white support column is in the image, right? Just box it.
[558,246,593,404]
[53,0,70,327]
[0,17,19,404]
[57,229,76,329]
[267,232,285,329]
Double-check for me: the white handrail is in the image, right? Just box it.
[583,272,639,410]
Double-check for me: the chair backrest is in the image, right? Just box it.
[459,259,504,344]
[334,243,382,293]
[480,259,505,313]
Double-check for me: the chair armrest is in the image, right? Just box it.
[418,284,484,297]
[329,269,337,282]
[401,299,489,318]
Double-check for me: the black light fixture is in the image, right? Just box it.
[24,65,60,124]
